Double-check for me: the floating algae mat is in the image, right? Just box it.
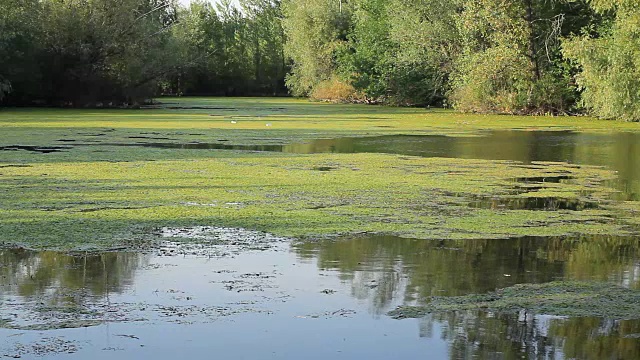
[2,233,640,359]
[388,281,640,319]
[0,153,632,249]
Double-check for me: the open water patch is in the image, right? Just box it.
[2,232,640,358]
[468,196,600,211]
[70,141,286,152]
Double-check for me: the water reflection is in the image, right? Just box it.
[0,249,142,300]
[283,131,640,201]
[425,311,640,360]
[294,235,640,312]
[1,235,640,358]
[293,234,640,358]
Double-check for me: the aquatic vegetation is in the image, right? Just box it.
[0,97,639,154]
[0,152,630,250]
[0,99,638,250]
[389,281,640,319]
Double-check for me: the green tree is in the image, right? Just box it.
[39,0,181,105]
[241,0,286,94]
[386,0,461,105]
[336,0,392,102]
[564,0,640,121]
[450,0,579,114]
[0,0,182,105]
[166,0,286,96]
[0,0,44,103]
[281,0,352,96]
[168,0,224,95]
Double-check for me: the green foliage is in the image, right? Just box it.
[241,0,287,94]
[385,0,461,105]
[0,76,11,102]
[172,0,287,96]
[281,0,351,96]
[1,0,640,121]
[564,0,640,121]
[0,0,182,105]
[280,0,590,109]
[335,0,392,102]
[41,0,183,104]
[285,0,460,105]
[450,0,576,114]
[0,0,288,104]
[166,0,286,96]
[0,0,43,103]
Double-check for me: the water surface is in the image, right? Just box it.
[281,131,640,200]
[2,233,640,359]
[3,130,640,358]
[43,130,639,200]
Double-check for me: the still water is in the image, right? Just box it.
[2,130,640,358]
[90,131,640,200]
[2,233,640,359]
[281,131,640,201]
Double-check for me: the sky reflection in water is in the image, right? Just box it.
[2,233,640,359]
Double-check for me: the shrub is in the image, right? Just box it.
[310,77,365,102]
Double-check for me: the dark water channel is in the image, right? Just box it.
[2,233,640,359]
[281,131,640,201]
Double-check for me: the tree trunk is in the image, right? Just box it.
[525,0,541,82]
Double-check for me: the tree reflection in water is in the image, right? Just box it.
[1,233,639,358]
[420,311,640,360]
[284,131,640,201]
[294,234,640,312]
[0,249,143,305]
[294,234,640,358]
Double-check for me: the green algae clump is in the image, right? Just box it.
[389,281,640,319]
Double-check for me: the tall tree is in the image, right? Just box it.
[0,0,44,103]
[1,0,181,105]
[450,0,575,114]
[241,0,286,94]
[386,0,461,105]
[564,0,640,121]
[166,0,286,96]
[336,0,392,102]
[40,0,181,104]
[281,0,352,96]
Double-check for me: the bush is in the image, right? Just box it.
[563,9,640,121]
[310,77,365,103]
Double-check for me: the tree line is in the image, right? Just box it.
[284,0,640,121]
[0,0,639,121]
[0,0,286,106]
